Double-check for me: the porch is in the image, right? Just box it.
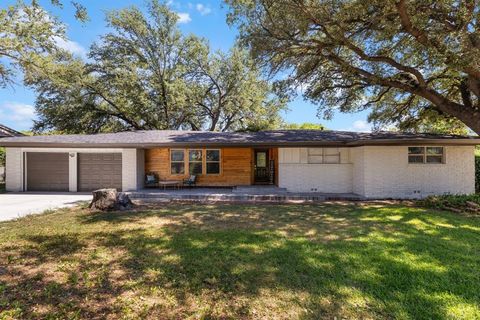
[128,186,363,203]
[144,147,279,188]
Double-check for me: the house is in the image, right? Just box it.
[0,124,23,183]
[0,130,478,198]
[0,124,23,138]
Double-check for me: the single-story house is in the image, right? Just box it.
[0,130,478,198]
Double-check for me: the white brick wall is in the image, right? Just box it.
[278,146,475,198]
[5,148,23,192]
[279,163,353,192]
[122,149,139,191]
[362,146,475,198]
[278,148,353,193]
[350,147,365,196]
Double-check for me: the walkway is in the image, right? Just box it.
[128,186,363,203]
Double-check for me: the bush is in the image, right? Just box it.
[476,156,480,193]
[421,194,480,213]
[0,147,4,167]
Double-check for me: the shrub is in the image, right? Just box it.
[476,156,480,193]
[0,147,4,167]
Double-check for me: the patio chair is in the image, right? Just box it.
[145,172,159,188]
[183,175,197,188]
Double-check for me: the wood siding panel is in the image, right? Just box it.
[145,147,253,186]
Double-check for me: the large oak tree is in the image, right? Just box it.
[225,0,480,134]
[31,1,284,133]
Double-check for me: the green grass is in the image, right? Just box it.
[0,203,479,319]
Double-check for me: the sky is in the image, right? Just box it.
[0,0,372,132]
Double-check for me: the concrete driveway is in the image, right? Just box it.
[0,193,92,222]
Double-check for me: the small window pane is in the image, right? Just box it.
[206,162,220,174]
[189,162,203,175]
[189,150,203,161]
[171,162,185,174]
[408,155,424,163]
[426,156,443,163]
[171,150,184,161]
[427,147,443,155]
[206,150,220,161]
[256,152,267,167]
[408,147,424,154]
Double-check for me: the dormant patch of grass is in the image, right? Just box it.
[0,202,479,319]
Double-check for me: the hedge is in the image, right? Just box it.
[476,156,480,193]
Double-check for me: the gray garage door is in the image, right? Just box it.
[27,153,69,191]
[78,153,122,192]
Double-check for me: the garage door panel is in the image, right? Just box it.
[78,153,122,192]
[27,153,69,191]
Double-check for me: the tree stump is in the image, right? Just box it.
[89,188,133,211]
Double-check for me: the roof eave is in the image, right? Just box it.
[0,139,479,148]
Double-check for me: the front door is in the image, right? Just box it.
[254,149,270,184]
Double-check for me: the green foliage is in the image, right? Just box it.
[282,122,325,130]
[30,0,285,133]
[225,0,480,134]
[0,147,4,167]
[476,156,480,193]
[421,194,480,213]
[0,2,64,87]
[0,1,89,88]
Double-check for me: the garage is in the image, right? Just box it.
[26,152,69,191]
[78,153,122,192]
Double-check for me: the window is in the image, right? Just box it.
[189,149,203,175]
[170,149,185,174]
[308,148,341,164]
[206,149,221,174]
[408,147,444,164]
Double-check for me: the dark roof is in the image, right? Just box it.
[0,124,24,138]
[0,130,478,147]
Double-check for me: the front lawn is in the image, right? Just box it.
[0,203,479,319]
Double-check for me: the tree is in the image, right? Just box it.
[282,122,325,130]
[225,0,480,134]
[0,1,88,87]
[189,47,286,131]
[32,1,284,133]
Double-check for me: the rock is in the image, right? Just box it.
[117,192,133,210]
[89,188,133,211]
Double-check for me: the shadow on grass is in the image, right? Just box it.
[1,204,479,319]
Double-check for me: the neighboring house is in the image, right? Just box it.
[0,130,478,199]
[0,124,24,183]
[0,124,24,138]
